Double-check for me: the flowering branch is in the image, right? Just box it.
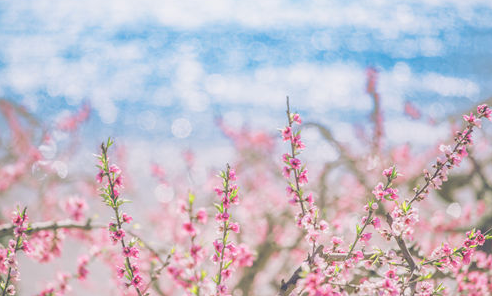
[283,96,307,215]
[0,219,104,239]
[36,250,99,296]
[167,191,208,295]
[211,164,241,295]
[278,98,329,295]
[1,207,29,296]
[376,105,492,295]
[142,252,172,296]
[409,104,492,205]
[96,138,144,295]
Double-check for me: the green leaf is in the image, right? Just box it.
[435,283,445,292]
[129,237,139,247]
[384,194,394,201]
[390,166,398,180]
[214,203,223,213]
[224,260,233,269]
[188,192,195,205]
[189,285,198,295]
[356,224,361,235]
[224,229,230,242]
[400,201,411,213]
[229,187,238,200]
[212,275,219,284]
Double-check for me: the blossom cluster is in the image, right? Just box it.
[390,205,419,240]
[414,104,492,201]
[280,102,492,296]
[346,167,400,260]
[280,100,333,296]
[281,101,328,246]
[96,138,144,295]
[36,250,98,296]
[211,165,244,296]
[0,208,30,296]
[429,228,489,271]
[1,97,492,296]
[167,192,210,295]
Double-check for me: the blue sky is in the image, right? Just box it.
[0,0,491,147]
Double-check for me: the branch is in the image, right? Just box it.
[0,219,170,266]
[385,214,418,294]
[0,219,104,239]
[278,245,376,295]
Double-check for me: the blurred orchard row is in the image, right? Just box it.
[0,70,492,296]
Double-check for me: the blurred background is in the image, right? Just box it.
[1,0,492,295]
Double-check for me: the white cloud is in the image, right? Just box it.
[203,63,372,111]
[0,0,487,123]
[379,62,480,112]
[421,73,479,99]
[2,0,491,35]
[386,118,450,146]
[0,41,481,122]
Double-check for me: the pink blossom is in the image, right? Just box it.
[292,135,305,150]
[289,158,301,170]
[331,236,343,246]
[96,170,104,183]
[305,193,314,206]
[121,213,133,223]
[196,208,208,224]
[213,240,224,253]
[77,255,90,280]
[114,175,123,187]
[318,220,329,232]
[281,127,292,141]
[306,229,320,244]
[229,222,240,233]
[292,113,302,124]
[228,168,237,181]
[215,212,229,222]
[109,164,121,174]
[298,169,308,184]
[5,285,15,295]
[110,229,125,243]
[371,217,381,229]
[282,166,291,178]
[385,269,398,280]
[463,112,481,128]
[382,167,393,178]
[65,197,88,221]
[183,222,197,236]
[131,275,143,288]
[221,268,232,280]
[214,187,223,196]
[477,104,491,120]
[122,246,139,259]
[360,232,372,242]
